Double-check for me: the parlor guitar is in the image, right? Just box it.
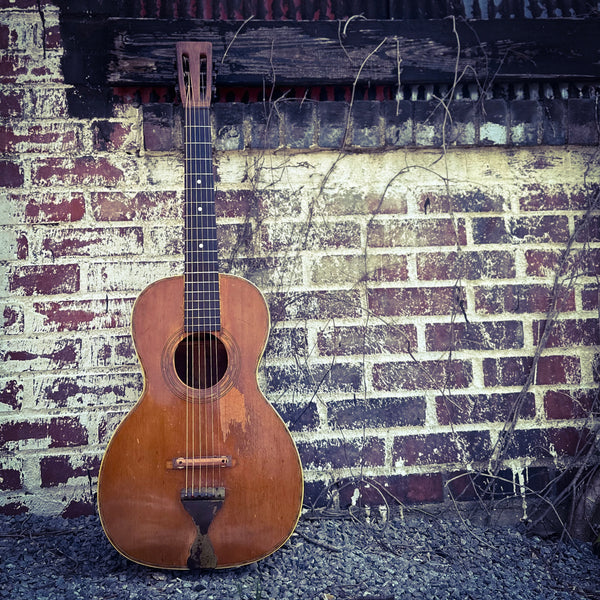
[97,42,303,570]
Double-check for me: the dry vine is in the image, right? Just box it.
[216,16,600,544]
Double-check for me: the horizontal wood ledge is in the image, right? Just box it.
[59,18,600,88]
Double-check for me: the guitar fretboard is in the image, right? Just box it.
[184,106,220,332]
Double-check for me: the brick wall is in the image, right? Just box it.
[1,2,599,518]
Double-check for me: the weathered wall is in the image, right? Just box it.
[1,2,599,518]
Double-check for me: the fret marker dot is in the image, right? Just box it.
[199,243,203,249]
[198,206,202,212]
[197,179,202,185]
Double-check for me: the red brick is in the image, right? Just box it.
[268,290,362,322]
[296,436,385,470]
[41,227,143,258]
[536,355,580,385]
[426,321,523,352]
[483,356,533,387]
[472,216,569,244]
[215,189,258,218]
[328,395,426,429]
[373,359,472,391]
[9,264,80,296]
[419,189,504,213]
[393,431,491,466]
[40,454,101,488]
[364,254,408,282]
[1,339,81,371]
[0,467,22,491]
[518,185,590,211]
[575,214,600,243]
[0,23,10,49]
[3,304,24,334]
[265,327,308,360]
[369,286,463,317]
[260,189,304,219]
[447,468,550,500]
[533,318,599,348]
[37,373,142,410]
[0,502,28,515]
[582,285,599,311]
[504,427,589,459]
[366,191,408,215]
[11,192,85,223]
[406,472,444,503]
[92,191,180,221]
[474,284,575,315]
[336,473,444,507]
[86,260,180,293]
[525,249,560,277]
[32,157,126,187]
[0,124,81,153]
[579,249,600,276]
[142,104,174,151]
[549,427,592,456]
[368,218,467,247]
[0,416,87,450]
[529,248,600,278]
[62,499,96,518]
[262,221,361,251]
[0,55,28,82]
[544,389,598,420]
[436,392,535,425]
[45,25,61,49]
[311,253,409,285]
[417,250,515,280]
[272,400,319,432]
[0,380,23,410]
[318,324,417,356]
[266,361,362,394]
[92,120,137,152]
[28,87,67,118]
[0,89,23,118]
[0,160,23,187]
[90,334,136,366]
[33,297,134,332]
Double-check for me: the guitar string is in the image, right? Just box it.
[197,86,217,495]
[188,93,200,497]
[199,100,212,495]
[184,80,190,497]
[200,104,213,493]
[185,55,221,498]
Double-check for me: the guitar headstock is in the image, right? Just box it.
[176,42,213,108]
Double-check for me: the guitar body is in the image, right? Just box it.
[97,274,303,569]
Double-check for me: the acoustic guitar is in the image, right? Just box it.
[97,41,303,570]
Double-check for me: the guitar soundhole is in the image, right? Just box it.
[174,333,228,390]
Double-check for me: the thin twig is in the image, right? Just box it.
[221,15,254,65]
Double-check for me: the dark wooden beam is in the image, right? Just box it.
[61,18,600,90]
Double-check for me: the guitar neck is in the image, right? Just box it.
[184,106,220,332]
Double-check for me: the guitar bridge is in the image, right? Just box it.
[167,456,231,470]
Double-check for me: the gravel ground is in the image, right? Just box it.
[1,511,598,600]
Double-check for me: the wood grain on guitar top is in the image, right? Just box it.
[97,274,304,569]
